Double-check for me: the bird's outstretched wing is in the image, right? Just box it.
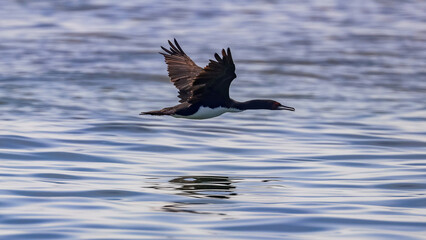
[160,39,203,103]
[189,48,236,105]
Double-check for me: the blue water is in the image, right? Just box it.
[1,0,426,239]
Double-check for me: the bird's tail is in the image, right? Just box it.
[140,110,168,116]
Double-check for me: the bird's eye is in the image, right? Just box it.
[273,102,280,109]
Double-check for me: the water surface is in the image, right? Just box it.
[1,0,426,239]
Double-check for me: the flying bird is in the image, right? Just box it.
[141,39,295,119]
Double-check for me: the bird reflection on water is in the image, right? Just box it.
[160,176,236,215]
[170,176,236,199]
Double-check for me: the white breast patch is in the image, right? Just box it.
[174,106,242,119]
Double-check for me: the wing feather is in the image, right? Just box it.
[189,47,237,105]
[160,39,237,105]
[160,39,203,102]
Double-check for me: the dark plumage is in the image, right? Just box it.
[141,39,295,119]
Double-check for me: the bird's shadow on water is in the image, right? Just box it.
[169,176,236,199]
[159,176,237,215]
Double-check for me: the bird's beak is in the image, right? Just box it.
[278,104,295,111]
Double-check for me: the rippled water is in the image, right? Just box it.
[1,0,426,239]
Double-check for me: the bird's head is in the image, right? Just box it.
[268,100,295,111]
[240,99,295,111]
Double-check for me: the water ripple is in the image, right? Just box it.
[0,0,425,239]
[10,190,144,198]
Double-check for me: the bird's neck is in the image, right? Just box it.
[231,100,270,110]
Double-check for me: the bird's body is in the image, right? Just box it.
[175,105,241,119]
[141,39,294,119]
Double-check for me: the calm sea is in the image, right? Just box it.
[0,0,425,239]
